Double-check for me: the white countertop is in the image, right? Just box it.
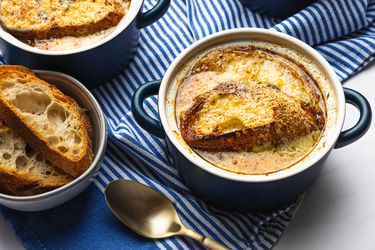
[1,62,374,250]
[276,61,375,250]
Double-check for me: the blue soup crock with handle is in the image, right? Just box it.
[131,29,372,212]
[0,0,171,88]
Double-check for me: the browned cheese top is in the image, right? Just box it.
[0,0,131,51]
[175,45,326,175]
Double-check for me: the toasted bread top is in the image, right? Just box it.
[0,0,125,40]
[0,65,92,177]
[177,46,325,114]
[180,82,324,151]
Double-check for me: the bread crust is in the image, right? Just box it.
[0,169,71,196]
[0,65,93,177]
[0,0,124,40]
[180,82,325,151]
[0,116,73,196]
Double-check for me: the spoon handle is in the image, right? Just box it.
[182,227,231,250]
[201,236,231,250]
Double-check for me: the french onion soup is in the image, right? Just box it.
[173,42,329,175]
[0,0,131,51]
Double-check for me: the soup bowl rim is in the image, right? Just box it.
[158,28,346,183]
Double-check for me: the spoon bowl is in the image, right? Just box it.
[105,180,230,250]
[105,180,182,239]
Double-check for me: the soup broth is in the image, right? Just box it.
[174,42,328,175]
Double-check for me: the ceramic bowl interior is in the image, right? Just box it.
[160,28,346,183]
[0,70,107,201]
[0,0,143,55]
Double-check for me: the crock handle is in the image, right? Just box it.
[136,0,171,29]
[335,87,372,149]
[132,80,165,138]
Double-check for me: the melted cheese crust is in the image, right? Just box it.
[24,0,130,51]
[175,45,327,175]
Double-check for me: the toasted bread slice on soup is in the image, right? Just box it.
[0,118,73,196]
[0,65,92,177]
[0,0,125,40]
[180,82,325,151]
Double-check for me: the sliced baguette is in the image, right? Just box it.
[0,65,93,177]
[0,0,124,40]
[0,118,73,196]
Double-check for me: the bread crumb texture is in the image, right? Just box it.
[0,65,93,178]
[0,118,73,196]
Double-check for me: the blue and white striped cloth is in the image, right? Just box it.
[1,0,374,249]
[92,0,375,249]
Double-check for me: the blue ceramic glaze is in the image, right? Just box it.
[166,137,329,212]
[335,88,372,148]
[131,80,165,138]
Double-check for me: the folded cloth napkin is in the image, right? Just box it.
[1,0,374,249]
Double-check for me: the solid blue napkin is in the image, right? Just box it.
[1,0,374,249]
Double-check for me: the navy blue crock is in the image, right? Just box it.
[132,78,371,212]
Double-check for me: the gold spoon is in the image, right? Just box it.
[105,180,231,250]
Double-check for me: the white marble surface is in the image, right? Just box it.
[275,61,375,250]
[0,62,374,250]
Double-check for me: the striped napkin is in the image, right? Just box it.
[1,0,374,249]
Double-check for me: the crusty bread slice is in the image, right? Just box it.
[180,82,325,151]
[0,0,124,40]
[0,118,73,196]
[0,65,93,177]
